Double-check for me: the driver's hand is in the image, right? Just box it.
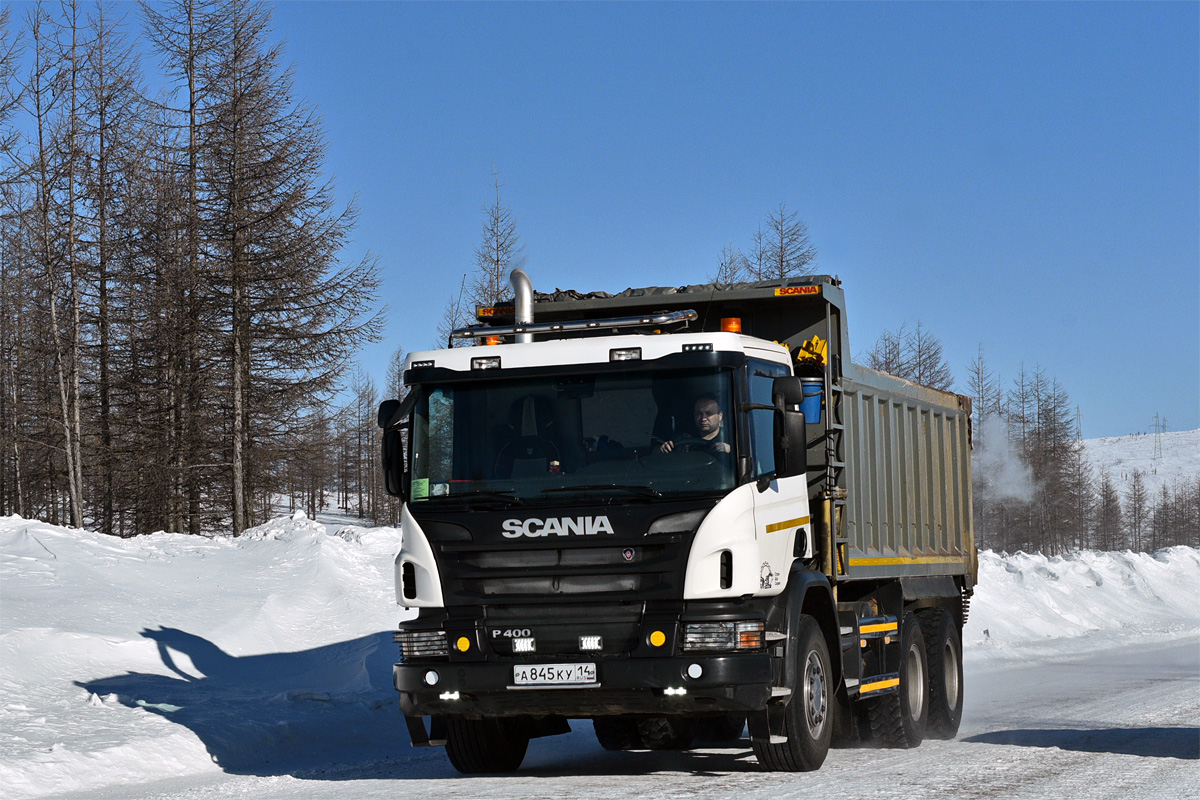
[713,442,730,454]
[658,440,674,453]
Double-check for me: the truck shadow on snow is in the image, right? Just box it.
[76,627,761,779]
[76,626,430,778]
[964,728,1199,760]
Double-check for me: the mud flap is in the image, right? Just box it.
[748,704,788,744]
[405,714,448,747]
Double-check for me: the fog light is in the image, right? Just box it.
[439,691,461,701]
[686,663,703,680]
[663,687,688,696]
[424,670,440,686]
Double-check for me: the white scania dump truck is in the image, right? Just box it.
[377,270,976,773]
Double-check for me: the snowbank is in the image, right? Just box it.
[1,512,1196,798]
[0,514,406,799]
[968,547,1200,653]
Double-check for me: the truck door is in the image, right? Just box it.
[747,360,811,594]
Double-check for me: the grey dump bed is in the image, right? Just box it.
[840,364,975,586]
[476,275,976,590]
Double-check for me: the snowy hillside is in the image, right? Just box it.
[1082,428,1200,498]
[2,513,1198,799]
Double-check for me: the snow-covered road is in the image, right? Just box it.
[3,515,1197,799]
[43,632,1200,800]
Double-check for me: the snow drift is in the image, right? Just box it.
[1,513,1197,799]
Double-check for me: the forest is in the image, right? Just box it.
[1,2,1194,552]
[0,1,383,536]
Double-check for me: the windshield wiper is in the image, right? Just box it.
[540,484,663,498]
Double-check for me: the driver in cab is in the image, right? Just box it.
[657,394,731,455]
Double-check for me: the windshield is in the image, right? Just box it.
[409,368,736,502]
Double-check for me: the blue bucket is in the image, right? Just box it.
[799,377,823,424]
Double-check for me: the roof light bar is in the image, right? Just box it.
[450,309,698,340]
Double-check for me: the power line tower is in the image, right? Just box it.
[1151,413,1167,461]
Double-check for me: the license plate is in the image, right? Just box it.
[512,663,597,686]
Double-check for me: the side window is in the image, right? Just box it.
[748,360,789,477]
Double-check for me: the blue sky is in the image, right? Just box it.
[266,2,1197,438]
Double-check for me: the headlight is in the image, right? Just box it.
[682,621,765,652]
[646,508,709,535]
[394,629,448,659]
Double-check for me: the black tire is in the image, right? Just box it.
[866,613,928,748]
[752,615,834,771]
[593,716,642,751]
[637,716,698,750]
[917,609,964,739]
[697,714,746,743]
[444,717,529,773]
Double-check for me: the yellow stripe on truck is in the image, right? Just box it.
[859,677,900,694]
[765,516,810,534]
[859,622,897,634]
[851,556,969,567]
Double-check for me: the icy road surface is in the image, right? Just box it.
[2,514,1197,799]
[44,633,1200,800]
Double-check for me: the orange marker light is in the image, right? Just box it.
[738,629,763,649]
[721,317,742,333]
[456,637,471,652]
[484,336,502,346]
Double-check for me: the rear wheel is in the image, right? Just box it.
[867,613,928,748]
[445,717,529,773]
[593,716,642,751]
[917,609,963,739]
[637,716,697,750]
[752,615,833,771]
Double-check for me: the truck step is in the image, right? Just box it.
[770,686,792,698]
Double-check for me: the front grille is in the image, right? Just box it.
[438,538,685,604]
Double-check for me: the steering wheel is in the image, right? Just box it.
[640,438,718,471]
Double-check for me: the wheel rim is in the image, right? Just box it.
[905,642,924,720]
[803,649,827,738]
[943,638,960,711]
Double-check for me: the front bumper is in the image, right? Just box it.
[394,652,774,717]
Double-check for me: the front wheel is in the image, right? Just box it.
[445,717,529,773]
[752,615,833,771]
[866,613,929,748]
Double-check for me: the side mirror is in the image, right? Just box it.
[772,376,808,478]
[381,429,406,499]
[378,399,401,429]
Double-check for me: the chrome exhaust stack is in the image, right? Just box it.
[511,268,533,343]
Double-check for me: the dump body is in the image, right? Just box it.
[840,364,976,583]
